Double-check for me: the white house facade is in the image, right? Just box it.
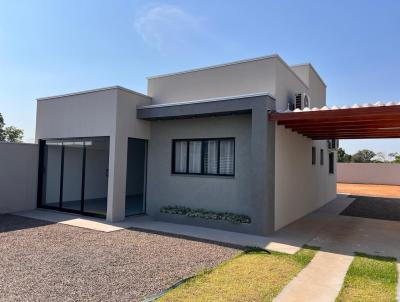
[35,55,337,236]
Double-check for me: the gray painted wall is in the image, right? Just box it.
[337,163,400,185]
[146,115,254,227]
[0,142,38,213]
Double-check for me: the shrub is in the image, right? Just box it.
[160,206,251,224]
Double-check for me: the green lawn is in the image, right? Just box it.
[157,246,318,302]
[336,253,398,302]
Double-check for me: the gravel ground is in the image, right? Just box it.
[341,195,400,221]
[0,214,240,302]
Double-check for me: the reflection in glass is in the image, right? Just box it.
[83,138,109,216]
[62,141,84,211]
[42,141,62,207]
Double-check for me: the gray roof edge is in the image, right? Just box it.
[137,92,275,109]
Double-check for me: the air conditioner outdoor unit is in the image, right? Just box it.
[294,93,310,110]
[327,139,339,150]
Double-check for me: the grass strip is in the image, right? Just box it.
[336,252,398,302]
[157,246,318,302]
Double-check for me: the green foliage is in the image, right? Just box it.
[160,205,251,224]
[337,147,352,162]
[351,149,376,163]
[336,253,398,301]
[389,152,400,163]
[0,113,24,142]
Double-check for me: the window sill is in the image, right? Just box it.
[171,173,235,179]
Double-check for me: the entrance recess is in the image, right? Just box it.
[125,138,147,216]
[39,137,110,217]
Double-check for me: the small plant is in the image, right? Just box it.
[160,206,251,224]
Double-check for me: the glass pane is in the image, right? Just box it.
[61,140,84,211]
[125,138,146,216]
[174,141,187,173]
[219,139,234,175]
[188,141,202,173]
[42,140,62,207]
[83,138,109,216]
[203,140,218,174]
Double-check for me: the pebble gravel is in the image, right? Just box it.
[0,214,240,302]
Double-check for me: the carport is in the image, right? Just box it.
[269,102,400,222]
[269,102,400,140]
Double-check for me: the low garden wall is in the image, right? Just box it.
[0,142,38,213]
[337,163,400,185]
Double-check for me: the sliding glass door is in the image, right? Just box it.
[39,137,109,217]
[41,140,63,208]
[83,138,109,216]
[62,140,84,211]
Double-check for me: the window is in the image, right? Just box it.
[329,152,334,174]
[172,138,235,176]
[312,147,316,165]
[320,149,324,165]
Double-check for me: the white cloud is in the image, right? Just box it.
[134,4,204,52]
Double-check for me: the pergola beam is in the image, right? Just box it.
[270,104,400,141]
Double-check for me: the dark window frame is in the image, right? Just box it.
[329,152,334,174]
[320,149,324,165]
[171,137,235,177]
[37,136,110,219]
[312,147,316,165]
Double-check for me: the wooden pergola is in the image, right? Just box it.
[269,104,400,140]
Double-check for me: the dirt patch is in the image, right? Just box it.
[337,183,400,198]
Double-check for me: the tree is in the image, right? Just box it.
[0,113,24,143]
[337,148,352,162]
[372,152,386,163]
[351,149,376,163]
[389,152,400,163]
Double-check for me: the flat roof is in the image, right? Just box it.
[37,86,150,101]
[269,102,400,140]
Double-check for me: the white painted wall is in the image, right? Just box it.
[337,163,400,185]
[35,87,151,221]
[291,64,326,109]
[148,56,278,104]
[36,88,118,140]
[274,126,337,230]
[0,142,38,213]
[275,62,308,111]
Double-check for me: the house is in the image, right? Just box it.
[35,54,337,236]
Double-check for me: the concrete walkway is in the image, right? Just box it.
[274,251,353,302]
[15,208,304,254]
[15,194,400,259]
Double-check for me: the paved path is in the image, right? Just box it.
[15,208,305,254]
[274,251,353,302]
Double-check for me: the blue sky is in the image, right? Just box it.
[0,0,399,156]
